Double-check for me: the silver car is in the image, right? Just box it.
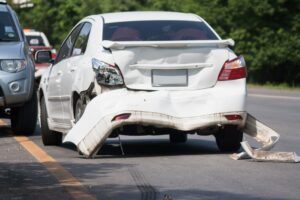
[0,1,37,135]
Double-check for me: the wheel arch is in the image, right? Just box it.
[72,91,80,119]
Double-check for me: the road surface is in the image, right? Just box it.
[0,87,300,200]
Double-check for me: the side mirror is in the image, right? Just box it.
[35,50,53,64]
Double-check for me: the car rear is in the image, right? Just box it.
[97,13,247,124]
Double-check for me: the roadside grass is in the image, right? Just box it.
[247,82,300,91]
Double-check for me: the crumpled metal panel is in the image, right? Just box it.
[241,142,300,162]
[63,88,246,158]
[231,114,300,163]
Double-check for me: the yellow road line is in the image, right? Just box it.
[0,118,95,200]
[14,136,96,200]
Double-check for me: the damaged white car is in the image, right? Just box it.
[37,11,247,157]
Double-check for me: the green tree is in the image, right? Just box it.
[11,0,300,86]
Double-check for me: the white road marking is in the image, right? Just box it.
[248,93,300,100]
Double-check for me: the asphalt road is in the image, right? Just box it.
[1,87,300,200]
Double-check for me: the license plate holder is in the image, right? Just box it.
[152,69,188,87]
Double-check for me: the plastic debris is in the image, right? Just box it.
[231,114,300,163]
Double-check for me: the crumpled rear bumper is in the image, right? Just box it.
[64,86,246,157]
[68,111,247,157]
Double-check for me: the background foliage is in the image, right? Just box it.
[9,0,300,85]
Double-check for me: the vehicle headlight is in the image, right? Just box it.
[0,60,27,73]
[92,58,124,86]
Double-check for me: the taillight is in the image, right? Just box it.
[224,114,243,121]
[92,58,124,86]
[218,56,247,81]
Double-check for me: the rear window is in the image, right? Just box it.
[0,11,19,42]
[26,35,45,46]
[103,20,219,41]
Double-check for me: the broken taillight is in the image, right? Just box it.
[92,58,124,86]
[218,56,247,81]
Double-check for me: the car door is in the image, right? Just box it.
[46,24,83,125]
[60,22,92,122]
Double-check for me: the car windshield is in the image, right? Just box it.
[0,11,19,42]
[26,35,45,46]
[103,20,219,41]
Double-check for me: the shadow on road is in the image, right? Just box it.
[57,136,225,159]
[0,126,12,138]
[0,161,135,200]
[90,137,225,159]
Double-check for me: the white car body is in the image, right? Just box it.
[39,11,247,157]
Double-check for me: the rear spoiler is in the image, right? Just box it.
[102,39,235,50]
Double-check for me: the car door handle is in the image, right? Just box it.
[69,67,77,72]
[57,70,62,76]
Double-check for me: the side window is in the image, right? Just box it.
[72,23,92,56]
[55,24,83,63]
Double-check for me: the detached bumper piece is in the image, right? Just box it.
[63,89,246,158]
[231,114,300,163]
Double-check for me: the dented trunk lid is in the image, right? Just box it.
[102,40,233,90]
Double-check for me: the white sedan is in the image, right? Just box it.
[37,11,247,157]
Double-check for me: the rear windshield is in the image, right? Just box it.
[26,35,45,46]
[0,11,19,42]
[103,20,219,41]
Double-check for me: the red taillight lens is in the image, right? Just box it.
[112,113,131,122]
[51,52,57,60]
[224,114,243,121]
[218,56,247,81]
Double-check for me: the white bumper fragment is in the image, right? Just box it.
[63,88,246,157]
[232,114,300,163]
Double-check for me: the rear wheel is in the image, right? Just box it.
[215,125,243,152]
[169,131,187,143]
[11,90,38,136]
[40,96,62,145]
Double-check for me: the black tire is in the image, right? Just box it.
[40,96,62,145]
[215,125,243,152]
[11,90,38,136]
[169,131,188,143]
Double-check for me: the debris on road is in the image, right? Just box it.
[64,91,299,162]
[231,114,300,163]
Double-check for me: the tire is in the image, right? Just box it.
[40,96,62,145]
[215,125,243,152]
[169,131,188,143]
[11,90,38,136]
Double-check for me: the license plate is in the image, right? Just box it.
[152,69,188,87]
